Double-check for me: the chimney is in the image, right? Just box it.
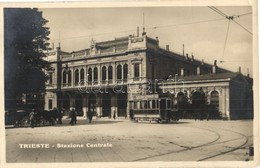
[182,44,185,56]
[197,66,200,75]
[185,53,189,60]
[166,45,169,51]
[181,68,184,77]
[238,66,241,73]
[137,26,139,37]
[212,66,216,74]
[156,37,159,45]
[201,59,204,65]
[191,54,194,62]
[212,60,217,74]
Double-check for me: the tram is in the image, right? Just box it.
[129,94,180,123]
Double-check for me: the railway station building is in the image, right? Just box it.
[44,31,253,120]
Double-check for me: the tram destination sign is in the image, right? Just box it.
[132,94,159,100]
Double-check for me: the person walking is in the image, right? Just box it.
[113,110,116,120]
[69,108,77,125]
[58,108,64,124]
[87,110,93,123]
[29,109,35,128]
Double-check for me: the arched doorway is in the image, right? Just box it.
[88,94,96,115]
[102,94,111,117]
[62,94,70,115]
[192,91,206,107]
[192,91,206,120]
[117,93,127,117]
[209,90,220,119]
[210,91,219,110]
[75,94,83,116]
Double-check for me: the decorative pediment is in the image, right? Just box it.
[131,58,143,63]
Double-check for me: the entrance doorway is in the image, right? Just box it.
[75,94,83,116]
[62,94,70,115]
[88,94,96,116]
[117,93,127,117]
[102,94,111,117]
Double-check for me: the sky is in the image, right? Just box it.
[40,6,253,76]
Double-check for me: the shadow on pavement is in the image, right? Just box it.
[5,119,125,129]
[130,120,190,125]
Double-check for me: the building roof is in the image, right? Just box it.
[171,72,252,84]
[53,34,235,75]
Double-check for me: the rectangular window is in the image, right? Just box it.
[152,100,156,109]
[134,64,140,78]
[167,99,171,109]
[48,99,53,110]
[49,73,53,84]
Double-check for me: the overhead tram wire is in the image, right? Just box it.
[208,6,227,18]
[208,6,252,63]
[232,20,252,35]
[51,28,137,42]
[208,6,252,35]
[146,18,226,30]
[221,19,231,63]
[50,18,226,43]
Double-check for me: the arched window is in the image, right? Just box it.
[80,69,84,82]
[177,92,185,103]
[88,68,92,82]
[117,65,122,80]
[62,71,67,84]
[123,64,128,79]
[68,70,72,86]
[102,66,107,81]
[94,67,98,81]
[210,91,219,107]
[49,72,53,84]
[75,69,79,85]
[108,66,113,80]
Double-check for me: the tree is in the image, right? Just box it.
[4,8,50,110]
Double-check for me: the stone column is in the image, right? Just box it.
[96,94,102,117]
[111,94,117,118]
[83,95,87,118]
[225,86,230,120]
[70,93,75,110]
[71,68,74,87]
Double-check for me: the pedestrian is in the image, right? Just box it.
[69,108,77,125]
[29,109,35,128]
[58,108,64,124]
[113,110,116,120]
[87,110,93,123]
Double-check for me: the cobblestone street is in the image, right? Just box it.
[4,117,254,166]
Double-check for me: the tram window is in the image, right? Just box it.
[129,102,133,109]
[167,100,171,108]
[148,100,151,109]
[152,100,156,109]
[144,101,147,109]
[137,101,140,109]
[160,99,166,110]
[134,102,137,109]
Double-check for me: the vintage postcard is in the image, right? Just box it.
[0,0,259,168]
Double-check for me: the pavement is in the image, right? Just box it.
[4,117,254,165]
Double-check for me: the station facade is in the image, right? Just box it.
[44,32,253,120]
